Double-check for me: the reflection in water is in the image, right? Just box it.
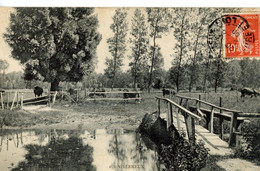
[0,128,159,171]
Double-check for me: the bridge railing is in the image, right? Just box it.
[176,95,260,147]
[156,96,201,142]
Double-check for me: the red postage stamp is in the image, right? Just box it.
[225,14,260,58]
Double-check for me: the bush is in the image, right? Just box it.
[238,119,260,161]
[159,138,209,170]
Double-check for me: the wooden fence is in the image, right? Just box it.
[0,91,58,110]
[67,90,143,102]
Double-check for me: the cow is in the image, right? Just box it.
[162,88,176,97]
[123,89,141,102]
[34,86,43,97]
[68,88,77,95]
[240,87,260,98]
[89,88,106,98]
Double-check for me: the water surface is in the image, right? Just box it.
[0,128,160,171]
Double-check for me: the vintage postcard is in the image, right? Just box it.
[0,4,260,171]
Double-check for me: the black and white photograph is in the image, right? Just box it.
[0,2,260,170]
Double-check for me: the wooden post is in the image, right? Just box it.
[167,102,170,129]
[236,123,242,147]
[52,91,57,105]
[10,92,17,110]
[219,97,224,139]
[185,115,195,141]
[175,107,181,131]
[157,98,160,116]
[167,102,173,130]
[229,112,238,147]
[198,94,201,108]
[209,107,214,133]
[76,90,79,102]
[0,92,4,110]
[7,92,9,109]
[20,93,23,109]
[16,92,19,107]
[48,93,51,107]
[61,90,64,102]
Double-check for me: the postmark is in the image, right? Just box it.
[207,14,260,58]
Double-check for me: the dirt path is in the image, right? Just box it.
[217,158,260,171]
[21,104,144,133]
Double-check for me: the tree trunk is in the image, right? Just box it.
[175,10,187,93]
[148,36,156,93]
[50,80,60,91]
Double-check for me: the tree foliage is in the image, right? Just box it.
[168,8,191,92]
[129,9,149,89]
[105,8,128,88]
[4,8,102,91]
[146,8,168,92]
[0,59,9,88]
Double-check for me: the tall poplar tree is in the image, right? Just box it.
[129,9,149,89]
[146,8,168,92]
[169,8,191,92]
[105,8,128,88]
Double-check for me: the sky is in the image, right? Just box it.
[0,7,175,74]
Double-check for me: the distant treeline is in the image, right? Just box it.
[2,57,259,92]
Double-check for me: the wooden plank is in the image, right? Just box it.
[23,99,48,105]
[197,109,206,117]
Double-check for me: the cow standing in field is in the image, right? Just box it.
[162,88,176,97]
[123,89,140,102]
[89,88,106,98]
[240,87,260,98]
[34,86,43,97]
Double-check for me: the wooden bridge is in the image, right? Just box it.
[156,95,260,156]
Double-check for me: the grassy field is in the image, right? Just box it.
[175,91,260,113]
[1,90,259,130]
